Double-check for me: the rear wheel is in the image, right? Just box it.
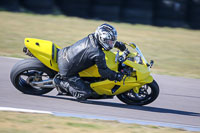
[10,58,56,95]
[117,80,159,106]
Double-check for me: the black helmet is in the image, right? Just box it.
[95,23,117,51]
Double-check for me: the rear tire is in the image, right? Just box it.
[10,58,56,95]
[117,80,159,106]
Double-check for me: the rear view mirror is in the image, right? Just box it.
[129,43,136,49]
[150,60,154,68]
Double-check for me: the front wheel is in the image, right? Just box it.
[117,80,159,106]
[10,58,56,95]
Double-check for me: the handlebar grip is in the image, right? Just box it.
[117,49,130,63]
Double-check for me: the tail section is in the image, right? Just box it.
[24,38,60,71]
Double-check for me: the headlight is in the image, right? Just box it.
[127,56,143,64]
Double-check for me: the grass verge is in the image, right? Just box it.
[0,11,200,78]
[0,111,194,133]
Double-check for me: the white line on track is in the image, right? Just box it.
[0,106,200,132]
[0,56,22,60]
[0,107,52,114]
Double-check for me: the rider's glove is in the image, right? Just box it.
[114,41,126,51]
[115,73,124,82]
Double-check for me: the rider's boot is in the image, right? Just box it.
[53,74,69,95]
[67,76,92,102]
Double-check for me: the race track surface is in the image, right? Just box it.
[0,57,200,127]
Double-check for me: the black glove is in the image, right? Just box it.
[115,73,124,82]
[114,41,126,51]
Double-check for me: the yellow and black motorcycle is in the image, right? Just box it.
[10,38,159,105]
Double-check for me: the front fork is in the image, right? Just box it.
[133,86,142,94]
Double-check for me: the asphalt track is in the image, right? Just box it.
[0,57,200,129]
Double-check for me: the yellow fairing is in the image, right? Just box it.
[90,75,153,95]
[90,77,139,95]
[123,60,152,83]
[25,38,60,71]
[90,55,153,95]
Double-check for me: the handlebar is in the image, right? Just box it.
[117,49,130,63]
[122,49,130,59]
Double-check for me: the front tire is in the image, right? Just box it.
[10,58,56,95]
[117,80,159,106]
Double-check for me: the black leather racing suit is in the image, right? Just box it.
[57,34,126,98]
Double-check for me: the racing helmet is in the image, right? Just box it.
[95,23,117,51]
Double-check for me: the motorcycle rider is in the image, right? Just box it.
[54,23,127,101]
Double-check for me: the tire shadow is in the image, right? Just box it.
[40,94,200,117]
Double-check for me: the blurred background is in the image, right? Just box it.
[0,0,200,78]
[0,0,200,29]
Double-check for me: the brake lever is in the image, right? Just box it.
[122,70,131,85]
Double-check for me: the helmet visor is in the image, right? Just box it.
[105,39,116,49]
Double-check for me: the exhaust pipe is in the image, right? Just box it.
[29,79,55,89]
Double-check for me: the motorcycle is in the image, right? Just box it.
[10,38,159,105]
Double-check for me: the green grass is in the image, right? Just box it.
[0,111,195,133]
[66,122,101,129]
[0,11,200,78]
